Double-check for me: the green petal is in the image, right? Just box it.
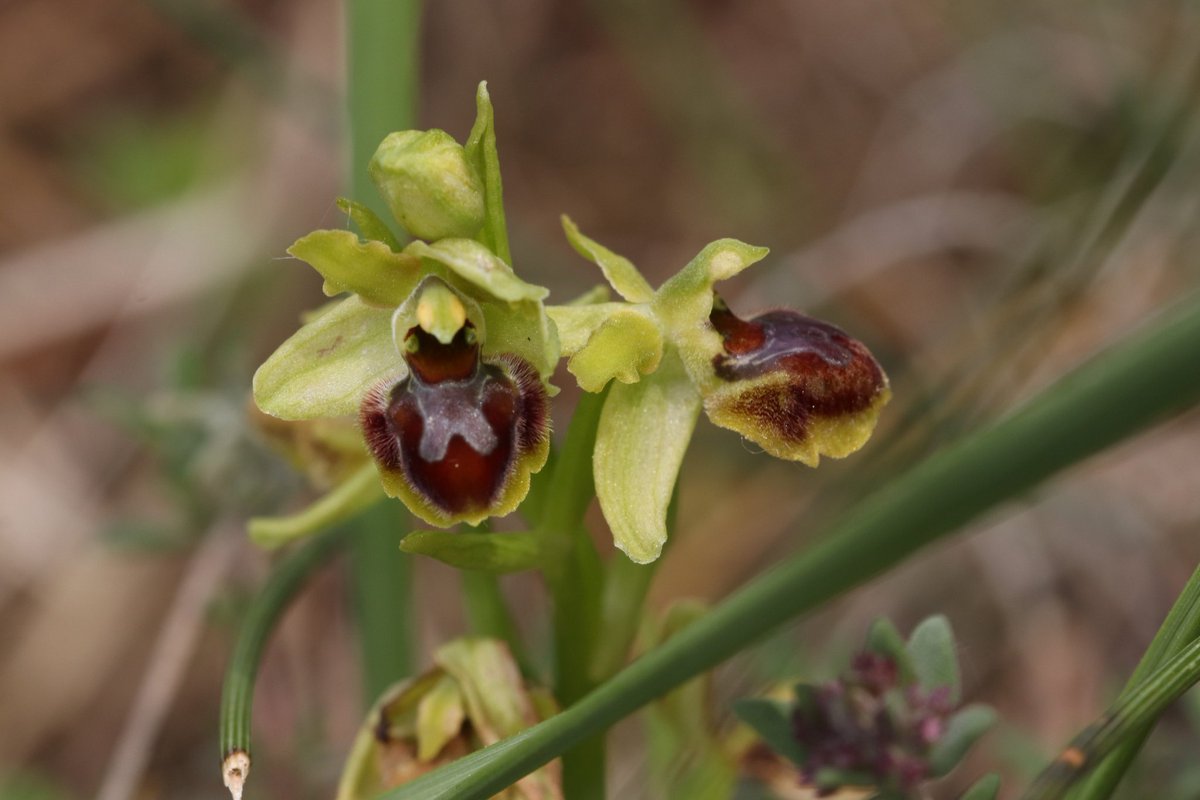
[928,705,996,777]
[464,81,512,264]
[405,238,548,303]
[547,303,628,355]
[253,295,401,420]
[435,639,536,744]
[336,196,401,252]
[480,298,560,389]
[566,308,663,392]
[561,215,654,303]
[652,238,769,389]
[594,352,701,563]
[289,229,423,307]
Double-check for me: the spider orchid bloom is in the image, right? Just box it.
[251,84,556,533]
[548,218,890,563]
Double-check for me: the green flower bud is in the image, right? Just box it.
[369,130,486,241]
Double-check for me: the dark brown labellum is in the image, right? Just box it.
[706,296,889,462]
[361,324,547,520]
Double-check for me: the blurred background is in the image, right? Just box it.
[3,1,1200,798]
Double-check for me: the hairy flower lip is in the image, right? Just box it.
[360,321,548,524]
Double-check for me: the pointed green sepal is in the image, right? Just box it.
[248,463,384,549]
[928,705,997,777]
[906,614,961,703]
[253,295,401,420]
[336,196,402,252]
[398,530,566,573]
[289,229,423,307]
[369,129,485,242]
[405,238,548,304]
[464,81,512,264]
[594,353,701,563]
[561,215,654,303]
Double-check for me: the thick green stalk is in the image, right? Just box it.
[1067,558,1200,799]
[1023,634,1200,800]
[351,501,415,702]
[462,570,528,667]
[379,296,1200,800]
[539,390,608,799]
[346,0,421,704]
[220,527,349,794]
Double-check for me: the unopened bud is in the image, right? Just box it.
[369,130,485,241]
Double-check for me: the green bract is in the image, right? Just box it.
[552,217,891,564]
[252,83,557,531]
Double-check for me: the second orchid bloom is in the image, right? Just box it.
[251,83,890,559]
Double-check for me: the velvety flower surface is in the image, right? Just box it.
[251,83,556,531]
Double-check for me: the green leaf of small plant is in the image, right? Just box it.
[252,295,399,420]
[464,81,511,263]
[593,353,701,563]
[865,618,915,682]
[289,229,423,306]
[733,698,804,766]
[906,614,961,702]
[399,530,566,573]
[336,196,402,251]
[561,215,655,303]
[928,705,997,777]
[959,773,1001,800]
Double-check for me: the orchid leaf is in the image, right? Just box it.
[399,530,565,573]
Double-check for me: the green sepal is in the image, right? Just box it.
[865,618,916,683]
[369,129,485,242]
[434,639,539,743]
[415,674,466,761]
[253,295,401,420]
[405,238,548,303]
[289,229,422,307]
[652,238,769,389]
[464,81,511,264]
[336,196,402,252]
[959,773,1001,800]
[732,697,804,766]
[928,705,996,777]
[561,215,654,303]
[906,614,961,703]
[248,463,384,549]
[593,352,701,563]
[399,530,566,573]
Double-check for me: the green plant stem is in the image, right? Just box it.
[461,569,529,671]
[1067,558,1200,799]
[346,0,421,706]
[1023,634,1200,800]
[379,296,1200,800]
[219,526,349,768]
[539,390,608,799]
[351,501,415,703]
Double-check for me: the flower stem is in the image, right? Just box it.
[219,526,349,799]
[345,0,421,704]
[539,389,608,799]
[377,293,1200,800]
